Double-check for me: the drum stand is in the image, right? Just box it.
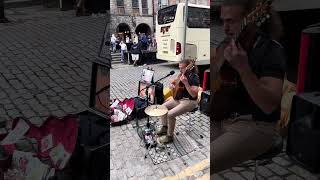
[138,86,157,159]
[139,73,174,159]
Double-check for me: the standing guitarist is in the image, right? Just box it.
[211,0,286,174]
[156,59,200,143]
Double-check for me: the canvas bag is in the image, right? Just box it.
[110,98,135,126]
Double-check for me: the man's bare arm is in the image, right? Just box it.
[239,66,283,114]
[184,84,199,98]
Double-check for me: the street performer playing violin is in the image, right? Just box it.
[156,59,200,143]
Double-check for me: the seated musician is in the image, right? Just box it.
[156,59,200,143]
[211,0,286,174]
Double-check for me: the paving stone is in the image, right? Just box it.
[0,92,7,99]
[257,165,274,178]
[268,176,284,180]
[286,174,304,180]
[21,109,36,118]
[0,108,6,115]
[272,156,292,167]
[288,165,318,180]
[7,109,21,118]
[164,169,174,176]
[223,172,246,180]
[266,163,290,176]
[3,103,15,110]
[232,167,245,172]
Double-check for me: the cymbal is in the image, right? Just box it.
[145,105,168,117]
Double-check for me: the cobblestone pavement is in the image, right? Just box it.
[110,63,210,179]
[0,6,107,125]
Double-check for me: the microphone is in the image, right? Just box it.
[169,70,175,76]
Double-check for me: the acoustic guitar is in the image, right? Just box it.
[211,0,273,139]
[172,59,196,100]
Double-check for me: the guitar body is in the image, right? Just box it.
[172,80,184,100]
[172,68,193,100]
[212,40,239,122]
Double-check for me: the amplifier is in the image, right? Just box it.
[286,92,320,173]
[200,91,210,116]
[297,24,320,93]
[202,69,210,91]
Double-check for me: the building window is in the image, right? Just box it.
[118,7,125,14]
[117,0,124,6]
[132,0,139,15]
[117,0,125,14]
[132,0,139,8]
[142,0,148,15]
[132,8,140,15]
[161,0,168,8]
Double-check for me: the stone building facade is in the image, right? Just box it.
[110,0,154,41]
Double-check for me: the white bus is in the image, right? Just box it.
[156,3,210,65]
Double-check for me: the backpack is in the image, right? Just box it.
[142,36,148,44]
[110,98,135,126]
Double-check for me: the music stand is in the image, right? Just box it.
[141,68,155,83]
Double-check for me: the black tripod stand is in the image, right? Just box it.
[136,71,175,158]
[137,83,155,140]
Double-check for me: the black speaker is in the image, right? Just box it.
[154,82,164,104]
[200,91,210,116]
[286,92,320,173]
[73,111,109,180]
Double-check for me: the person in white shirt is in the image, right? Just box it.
[125,35,130,44]
[111,34,117,53]
[130,41,141,66]
[120,41,127,62]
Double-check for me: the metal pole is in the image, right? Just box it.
[152,0,155,33]
[182,0,188,60]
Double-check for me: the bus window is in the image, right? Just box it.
[158,5,178,25]
[188,7,210,28]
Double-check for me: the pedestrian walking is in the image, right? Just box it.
[131,41,141,66]
[111,34,117,53]
[119,41,127,63]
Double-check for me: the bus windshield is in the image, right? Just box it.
[157,5,178,25]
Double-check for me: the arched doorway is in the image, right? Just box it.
[116,23,131,41]
[135,23,152,36]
